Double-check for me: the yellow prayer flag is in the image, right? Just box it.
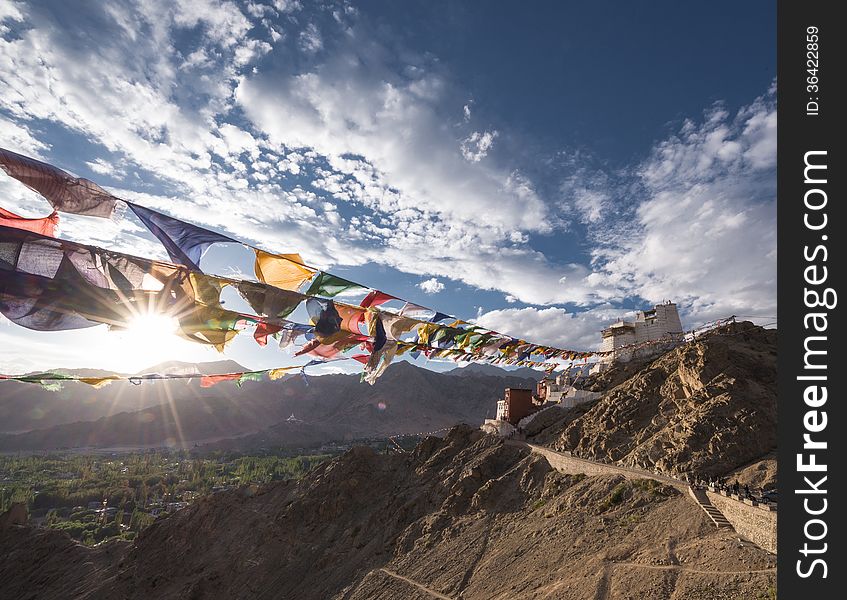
[254,250,315,291]
[268,366,299,380]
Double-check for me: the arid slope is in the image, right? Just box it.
[1,426,775,600]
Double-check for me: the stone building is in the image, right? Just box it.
[600,301,684,362]
[536,372,601,409]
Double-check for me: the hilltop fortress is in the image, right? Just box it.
[600,301,684,362]
[489,302,686,431]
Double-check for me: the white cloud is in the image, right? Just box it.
[0,114,48,156]
[233,39,273,67]
[573,189,608,224]
[475,306,633,351]
[85,157,125,177]
[298,23,322,53]
[217,123,260,157]
[0,2,776,350]
[180,48,213,70]
[460,130,498,162]
[235,41,549,234]
[278,151,304,175]
[588,90,777,325]
[418,278,445,294]
[273,0,302,14]
[0,2,571,308]
[169,0,252,49]
[0,0,24,35]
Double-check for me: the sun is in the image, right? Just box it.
[117,312,183,369]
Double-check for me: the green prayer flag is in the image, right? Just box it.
[305,272,367,298]
[236,371,265,387]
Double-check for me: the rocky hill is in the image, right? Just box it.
[0,361,534,451]
[542,321,777,481]
[0,426,776,600]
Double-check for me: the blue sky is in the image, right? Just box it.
[0,0,776,374]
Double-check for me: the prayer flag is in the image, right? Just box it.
[305,272,367,298]
[200,373,241,388]
[128,202,234,270]
[268,366,299,380]
[399,302,436,320]
[0,147,120,218]
[79,377,116,389]
[236,371,265,387]
[236,281,304,319]
[0,206,59,237]
[254,249,315,291]
[360,290,395,308]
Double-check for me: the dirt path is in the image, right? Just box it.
[378,568,456,600]
[516,441,687,490]
[612,562,777,575]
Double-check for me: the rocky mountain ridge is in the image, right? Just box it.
[539,321,777,482]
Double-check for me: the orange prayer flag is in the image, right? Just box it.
[254,249,315,291]
[78,377,116,389]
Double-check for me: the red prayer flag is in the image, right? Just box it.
[254,321,283,346]
[0,206,59,236]
[200,373,242,388]
[360,290,395,308]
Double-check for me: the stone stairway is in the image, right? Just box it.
[689,487,734,530]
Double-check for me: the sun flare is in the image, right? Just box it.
[117,312,183,369]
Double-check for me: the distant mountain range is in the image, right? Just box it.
[0,361,537,452]
[0,360,248,435]
[445,362,545,380]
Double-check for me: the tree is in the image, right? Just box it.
[45,509,59,527]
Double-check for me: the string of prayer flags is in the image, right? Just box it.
[294,338,342,360]
[0,149,619,381]
[0,206,59,237]
[276,323,314,349]
[235,280,305,345]
[416,322,443,346]
[127,202,235,270]
[306,297,343,340]
[5,371,75,390]
[254,249,315,291]
[1,360,345,390]
[0,226,241,349]
[1,149,590,366]
[164,271,242,351]
[362,340,397,384]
